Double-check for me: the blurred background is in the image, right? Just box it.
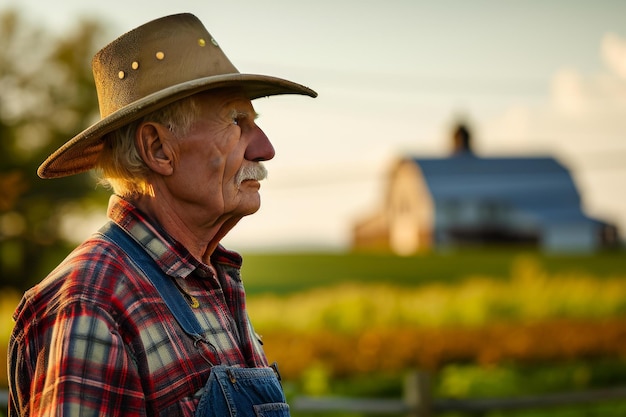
[1,1,625,416]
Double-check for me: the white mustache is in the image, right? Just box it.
[235,162,268,186]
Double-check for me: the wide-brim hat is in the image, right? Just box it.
[38,13,317,179]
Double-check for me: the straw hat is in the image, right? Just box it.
[38,13,317,179]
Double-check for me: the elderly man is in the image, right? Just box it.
[8,13,316,417]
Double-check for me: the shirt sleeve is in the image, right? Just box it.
[25,301,147,417]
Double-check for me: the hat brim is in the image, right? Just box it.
[37,74,317,179]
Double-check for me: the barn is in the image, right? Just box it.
[352,125,619,255]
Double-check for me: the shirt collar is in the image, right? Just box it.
[106,195,242,280]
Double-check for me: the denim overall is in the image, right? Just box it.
[101,222,290,417]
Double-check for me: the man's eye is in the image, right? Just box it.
[231,111,247,126]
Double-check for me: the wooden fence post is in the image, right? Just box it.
[403,371,432,417]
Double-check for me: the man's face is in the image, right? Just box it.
[163,89,275,224]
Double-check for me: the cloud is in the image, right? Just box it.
[551,68,586,115]
[602,33,626,79]
[483,33,626,236]
[487,32,626,147]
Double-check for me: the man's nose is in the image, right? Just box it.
[245,125,275,161]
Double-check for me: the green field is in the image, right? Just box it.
[239,248,626,294]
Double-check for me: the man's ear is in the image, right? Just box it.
[135,122,174,176]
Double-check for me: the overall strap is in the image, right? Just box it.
[99,221,206,344]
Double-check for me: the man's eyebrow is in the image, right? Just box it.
[229,109,260,119]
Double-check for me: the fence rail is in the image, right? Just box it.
[293,372,626,416]
[3,372,626,416]
[1,389,7,416]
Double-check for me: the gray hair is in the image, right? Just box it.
[96,96,200,197]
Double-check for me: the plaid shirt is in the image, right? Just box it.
[9,196,269,417]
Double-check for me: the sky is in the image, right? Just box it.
[3,0,626,251]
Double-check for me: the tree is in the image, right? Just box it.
[0,10,111,290]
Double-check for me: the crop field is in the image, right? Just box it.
[2,249,625,416]
[241,249,626,416]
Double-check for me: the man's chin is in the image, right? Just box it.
[235,195,262,217]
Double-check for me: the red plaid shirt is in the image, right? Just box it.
[9,196,269,417]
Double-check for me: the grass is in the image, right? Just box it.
[239,248,626,295]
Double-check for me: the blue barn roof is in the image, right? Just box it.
[410,153,599,226]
